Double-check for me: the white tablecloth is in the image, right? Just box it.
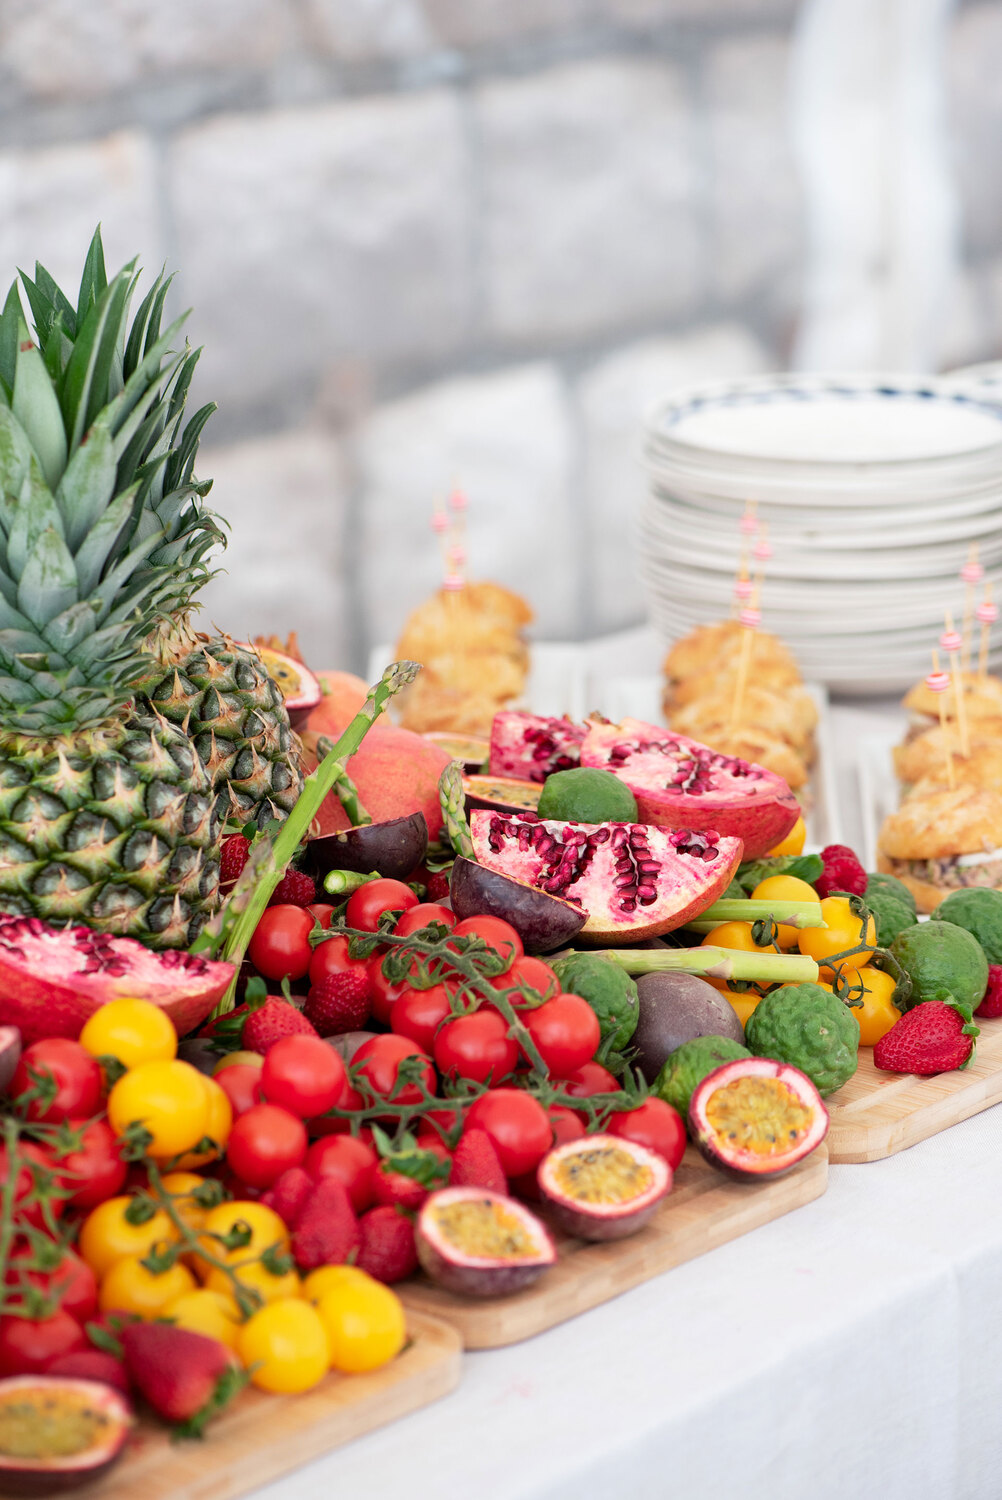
[256,693,998,1500]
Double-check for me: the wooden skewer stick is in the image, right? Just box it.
[942,611,969,760]
[961,545,983,677]
[977,584,998,682]
[732,502,758,617]
[927,651,954,791]
[730,596,760,728]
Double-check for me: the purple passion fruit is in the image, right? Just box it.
[463,775,543,816]
[0,1376,133,1494]
[248,645,321,712]
[537,1134,671,1241]
[0,1025,22,1095]
[450,856,587,953]
[424,733,490,772]
[688,1057,828,1180]
[416,1187,556,1297]
[306,810,429,882]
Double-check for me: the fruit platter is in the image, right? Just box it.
[3,231,1002,1495]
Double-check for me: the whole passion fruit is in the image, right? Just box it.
[416,1187,556,1298]
[0,1375,133,1494]
[688,1057,829,1180]
[537,1134,671,1241]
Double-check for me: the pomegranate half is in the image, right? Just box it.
[489,711,586,783]
[537,1134,671,1240]
[0,1374,133,1494]
[580,717,799,860]
[469,812,742,943]
[416,1187,556,1297]
[688,1057,829,1179]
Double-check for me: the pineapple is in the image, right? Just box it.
[21,231,304,833]
[0,254,221,947]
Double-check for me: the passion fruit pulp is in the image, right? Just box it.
[247,645,321,712]
[416,1187,556,1297]
[463,775,542,816]
[688,1057,828,1180]
[537,1134,671,1241]
[0,1375,133,1494]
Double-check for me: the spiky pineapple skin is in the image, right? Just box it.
[0,715,221,949]
[143,633,304,832]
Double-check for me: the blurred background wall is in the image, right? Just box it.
[1,0,1000,669]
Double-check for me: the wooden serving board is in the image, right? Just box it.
[826,1014,1002,1163]
[71,1311,461,1500]
[399,1143,828,1348]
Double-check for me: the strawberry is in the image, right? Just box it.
[976,964,1002,1019]
[371,1163,430,1212]
[304,972,371,1036]
[425,872,451,903]
[270,869,317,907]
[450,1128,507,1193]
[873,1001,979,1075]
[121,1322,247,1435]
[291,1179,360,1270]
[259,1166,314,1228]
[242,998,318,1054]
[219,834,250,890]
[48,1348,132,1397]
[356,1206,418,1284]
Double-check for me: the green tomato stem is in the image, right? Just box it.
[594,946,820,985]
[685,899,826,933]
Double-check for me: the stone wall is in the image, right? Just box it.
[0,0,997,669]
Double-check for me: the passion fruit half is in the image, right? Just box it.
[0,1024,22,1095]
[0,1375,133,1494]
[449,857,586,953]
[305,810,429,882]
[463,775,542,816]
[416,1187,556,1297]
[537,1134,671,1241]
[688,1057,828,1180]
[246,644,321,712]
[424,733,490,772]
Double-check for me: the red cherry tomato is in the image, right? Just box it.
[366,955,412,1027]
[391,983,454,1052]
[226,1103,308,1188]
[11,1040,103,1125]
[0,1144,66,1232]
[549,1104,587,1146]
[248,905,315,983]
[464,1089,552,1177]
[305,1133,377,1212]
[394,903,457,938]
[524,994,601,1078]
[608,1098,687,1171]
[5,1249,97,1325]
[306,903,336,929]
[260,1035,347,1120]
[309,934,369,991]
[434,1011,518,1086]
[451,915,523,967]
[0,1310,87,1376]
[353,1036,436,1107]
[489,955,560,1006]
[47,1120,126,1210]
[413,1131,453,1165]
[421,1105,464,1143]
[345,879,419,932]
[561,1061,619,1099]
[215,1064,265,1119]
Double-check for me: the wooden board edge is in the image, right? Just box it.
[826,1072,1002,1163]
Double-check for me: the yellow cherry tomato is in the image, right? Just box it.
[798,895,876,977]
[107,1060,210,1158]
[78,1197,180,1280]
[317,1276,406,1374]
[766,816,806,857]
[302,1265,373,1305]
[838,968,901,1047]
[169,1078,233,1170]
[99,1252,196,1318]
[164,1288,244,1352]
[194,1202,289,1279]
[701,921,773,990]
[157,1172,210,1236]
[719,987,764,1029]
[238,1299,330,1393]
[79,998,177,1070]
[750,875,821,950]
[205,1258,302,1307]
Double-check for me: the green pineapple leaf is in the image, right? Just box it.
[76,226,108,328]
[123,268,174,379]
[12,321,68,491]
[72,485,138,597]
[0,282,20,399]
[61,264,134,451]
[17,524,77,628]
[55,414,116,553]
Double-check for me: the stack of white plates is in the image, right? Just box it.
[637,373,1002,694]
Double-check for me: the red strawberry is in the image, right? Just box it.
[425,872,451,903]
[356,1206,418,1284]
[259,1166,314,1228]
[269,869,317,907]
[304,972,371,1036]
[121,1322,246,1434]
[976,964,1002,1018]
[815,844,867,899]
[291,1180,360,1270]
[450,1128,507,1193]
[220,834,250,890]
[242,999,318,1054]
[48,1348,132,1397]
[873,1001,979,1075]
[372,1163,429,1212]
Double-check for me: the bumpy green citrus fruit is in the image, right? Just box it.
[744,982,858,1096]
[931,889,1002,965]
[654,1036,750,1119]
[890,921,989,1012]
[536,767,638,823]
[550,952,639,1050]
[866,872,916,914]
[866,890,917,946]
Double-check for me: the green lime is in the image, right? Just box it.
[550,952,639,1051]
[866,872,917,914]
[889,921,989,1014]
[866,890,918,946]
[653,1036,750,1119]
[931,889,1002,965]
[537,767,638,823]
[744,982,858,1096]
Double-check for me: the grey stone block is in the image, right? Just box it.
[477,59,701,347]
